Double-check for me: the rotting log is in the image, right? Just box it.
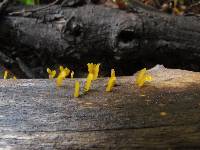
[0,3,200,78]
[1,66,200,149]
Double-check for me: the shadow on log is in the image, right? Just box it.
[0,3,200,78]
[0,66,200,149]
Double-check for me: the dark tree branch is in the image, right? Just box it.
[0,0,9,13]
[0,4,200,77]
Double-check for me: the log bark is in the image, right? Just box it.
[0,3,200,78]
[1,66,200,149]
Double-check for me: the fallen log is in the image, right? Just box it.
[0,3,200,77]
[1,66,200,149]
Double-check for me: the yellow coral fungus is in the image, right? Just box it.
[71,71,74,79]
[93,64,100,80]
[135,68,152,87]
[87,63,100,80]
[59,66,64,72]
[84,73,93,92]
[111,69,116,78]
[84,63,100,92]
[106,69,117,92]
[56,67,70,87]
[74,80,80,98]
[47,68,56,79]
[4,70,8,79]
[87,63,93,73]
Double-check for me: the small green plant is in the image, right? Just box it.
[19,0,40,5]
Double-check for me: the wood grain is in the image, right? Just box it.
[1,66,200,149]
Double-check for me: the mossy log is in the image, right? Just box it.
[1,66,200,149]
[0,3,200,77]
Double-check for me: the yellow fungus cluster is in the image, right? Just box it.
[84,63,100,92]
[56,66,70,87]
[3,70,16,80]
[4,70,8,79]
[46,63,153,98]
[47,68,56,79]
[74,80,80,98]
[135,68,152,87]
[106,69,117,92]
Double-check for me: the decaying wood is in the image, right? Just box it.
[0,3,200,77]
[0,0,9,13]
[1,66,200,149]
